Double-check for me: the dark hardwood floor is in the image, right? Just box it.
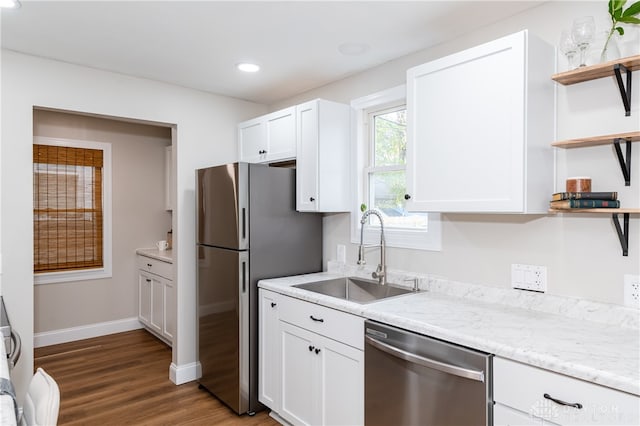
[34,329,279,425]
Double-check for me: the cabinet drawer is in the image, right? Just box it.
[494,357,639,425]
[279,295,364,350]
[137,255,173,280]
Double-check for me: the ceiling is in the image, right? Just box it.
[1,1,544,105]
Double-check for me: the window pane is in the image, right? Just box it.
[373,110,406,167]
[369,170,427,229]
[33,144,104,273]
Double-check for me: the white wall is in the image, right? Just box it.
[273,1,640,305]
[1,50,266,401]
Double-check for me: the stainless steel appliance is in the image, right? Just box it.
[364,320,493,425]
[196,162,322,415]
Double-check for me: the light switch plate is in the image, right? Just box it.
[512,263,547,292]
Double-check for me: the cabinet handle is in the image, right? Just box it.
[146,279,152,283]
[308,345,314,352]
[314,348,321,354]
[309,315,324,322]
[147,263,152,267]
[543,393,583,409]
[309,197,315,202]
[404,194,411,200]
[270,302,277,308]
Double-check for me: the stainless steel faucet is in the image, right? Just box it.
[357,209,386,285]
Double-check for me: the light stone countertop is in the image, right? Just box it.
[258,266,640,397]
[135,248,173,263]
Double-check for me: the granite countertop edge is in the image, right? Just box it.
[258,272,640,397]
[135,248,173,263]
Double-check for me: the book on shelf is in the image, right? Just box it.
[549,199,620,209]
[551,191,617,201]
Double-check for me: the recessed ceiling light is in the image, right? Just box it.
[338,42,369,56]
[0,0,20,8]
[237,63,260,73]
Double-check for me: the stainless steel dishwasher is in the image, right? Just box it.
[365,320,493,426]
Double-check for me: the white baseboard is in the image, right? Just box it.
[170,361,200,385]
[34,317,143,348]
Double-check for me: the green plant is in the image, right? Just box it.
[602,0,640,61]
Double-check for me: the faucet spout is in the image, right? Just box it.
[358,209,386,285]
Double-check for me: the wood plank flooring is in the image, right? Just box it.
[34,329,279,425]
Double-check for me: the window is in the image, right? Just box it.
[351,86,441,250]
[33,137,112,284]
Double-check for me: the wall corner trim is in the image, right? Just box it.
[170,361,200,385]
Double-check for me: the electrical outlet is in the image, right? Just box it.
[624,274,640,309]
[512,264,547,292]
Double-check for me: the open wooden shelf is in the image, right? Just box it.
[549,208,640,214]
[552,131,640,148]
[549,208,638,256]
[551,55,640,85]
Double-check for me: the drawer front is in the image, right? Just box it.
[137,255,173,280]
[494,357,640,425]
[279,295,364,350]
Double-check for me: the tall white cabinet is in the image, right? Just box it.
[405,30,554,213]
[296,99,351,212]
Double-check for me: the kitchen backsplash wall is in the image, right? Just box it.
[272,0,640,306]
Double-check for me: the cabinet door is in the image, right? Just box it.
[265,107,296,162]
[238,118,266,163]
[406,30,541,213]
[163,278,175,344]
[138,270,152,326]
[259,289,281,410]
[280,322,317,426]
[296,101,319,211]
[150,276,164,335]
[494,403,543,426]
[318,336,364,426]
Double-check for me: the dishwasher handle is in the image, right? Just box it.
[8,330,21,369]
[365,334,485,383]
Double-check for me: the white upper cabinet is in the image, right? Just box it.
[406,30,554,213]
[238,107,296,164]
[296,99,351,212]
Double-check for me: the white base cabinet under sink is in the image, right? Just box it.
[258,288,364,426]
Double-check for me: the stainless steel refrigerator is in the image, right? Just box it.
[196,162,322,415]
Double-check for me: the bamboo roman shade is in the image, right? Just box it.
[33,144,104,273]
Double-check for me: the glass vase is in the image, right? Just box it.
[599,31,621,63]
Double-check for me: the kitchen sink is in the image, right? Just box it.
[293,276,416,304]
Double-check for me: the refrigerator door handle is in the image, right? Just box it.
[241,261,247,293]
[242,207,246,240]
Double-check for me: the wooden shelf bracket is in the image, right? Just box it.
[613,64,632,116]
[612,213,630,256]
[613,138,632,186]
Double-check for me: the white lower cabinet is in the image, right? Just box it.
[258,288,364,426]
[259,289,281,410]
[137,254,175,346]
[494,357,639,426]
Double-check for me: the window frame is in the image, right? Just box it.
[350,85,442,251]
[34,136,113,285]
